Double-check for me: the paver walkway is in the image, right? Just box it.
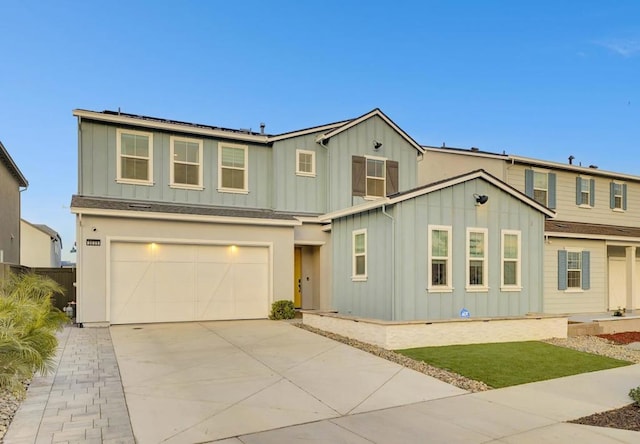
[4,326,134,444]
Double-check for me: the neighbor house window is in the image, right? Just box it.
[525,170,556,208]
[428,225,452,291]
[501,230,521,290]
[467,228,488,290]
[366,157,386,197]
[296,149,316,177]
[352,229,367,281]
[170,136,203,189]
[116,129,153,185]
[218,143,248,192]
[576,177,595,207]
[558,250,590,291]
[610,182,627,211]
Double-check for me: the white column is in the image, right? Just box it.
[625,246,636,313]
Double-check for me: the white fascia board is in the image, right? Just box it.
[73,109,269,144]
[267,121,350,142]
[546,231,640,243]
[316,109,425,154]
[509,155,640,182]
[71,207,301,227]
[319,199,391,222]
[423,146,508,161]
[476,172,557,218]
[294,216,326,224]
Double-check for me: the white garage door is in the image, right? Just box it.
[110,242,269,324]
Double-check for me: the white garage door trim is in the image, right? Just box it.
[106,236,273,324]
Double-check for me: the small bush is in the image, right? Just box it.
[269,300,295,320]
[630,386,640,406]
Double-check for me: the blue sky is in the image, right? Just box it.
[1,1,639,261]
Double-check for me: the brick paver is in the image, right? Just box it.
[4,327,135,443]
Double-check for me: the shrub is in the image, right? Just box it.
[0,273,69,397]
[269,300,296,320]
[630,386,640,406]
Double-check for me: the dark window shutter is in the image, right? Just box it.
[590,179,595,207]
[352,156,366,197]
[558,250,567,290]
[548,173,556,209]
[582,251,590,290]
[575,177,581,205]
[610,182,615,209]
[386,160,399,196]
[623,184,628,210]
[525,170,534,198]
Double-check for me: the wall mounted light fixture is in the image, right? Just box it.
[474,194,489,205]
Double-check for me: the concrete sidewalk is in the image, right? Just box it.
[3,326,135,444]
[5,321,640,443]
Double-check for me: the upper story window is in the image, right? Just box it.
[501,230,521,290]
[218,143,248,193]
[170,136,203,189]
[428,225,452,291]
[467,228,488,291]
[610,182,627,211]
[524,169,556,209]
[576,177,595,207]
[352,229,367,281]
[117,129,153,185]
[296,149,316,177]
[352,156,399,198]
[558,249,590,291]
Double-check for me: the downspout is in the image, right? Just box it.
[382,204,395,320]
[319,138,329,212]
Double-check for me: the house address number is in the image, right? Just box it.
[86,239,101,246]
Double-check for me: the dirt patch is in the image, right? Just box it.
[597,331,640,345]
[569,403,640,431]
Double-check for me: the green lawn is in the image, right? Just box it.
[397,341,631,388]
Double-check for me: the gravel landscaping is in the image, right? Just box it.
[0,385,26,441]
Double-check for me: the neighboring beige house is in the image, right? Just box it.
[20,219,63,268]
[0,141,28,265]
[421,146,640,315]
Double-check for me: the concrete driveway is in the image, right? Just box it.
[110,320,465,443]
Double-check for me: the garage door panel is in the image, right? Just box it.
[110,242,269,324]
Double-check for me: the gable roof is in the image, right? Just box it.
[267,120,350,142]
[320,169,556,222]
[315,108,425,154]
[22,219,62,247]
[0,141,28,187]
[546,220,640,240]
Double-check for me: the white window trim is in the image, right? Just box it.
[218,142,248,194]
[564,247,584,293]
[352,229,367,281]
[170,136,204,190]
[532,169,549,207]
[466,228,488,292]
[578,176,592,208]
[296,149,316,177]
[116,128,154,186]
[501,229,522,291]
[428,225,453,292]
[364,155,387,200]
[612,181,625,211]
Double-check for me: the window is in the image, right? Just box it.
[352,156,399,197]
[525,170,556,209]
[610,182,627,211]
[218,143,248,192]
[428,225,452,290]
[170,136,203,189]
[352,229,367,280]
[116,129,153,185]
[501,230,521,290]
[576,177,595,207]
[296,149,316,177]
[558,250,590,291]
[366,158,386,197]
[467,228,488,290]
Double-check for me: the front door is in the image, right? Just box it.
[608,257,626,310]
[294,247,302,308]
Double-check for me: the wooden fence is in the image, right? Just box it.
[0,264,76,312]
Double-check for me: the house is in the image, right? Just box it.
[20,220,63,268]
[420,146,640,315]
[70,108,425,326]
[321,170,554,320]
[0,141,28,265]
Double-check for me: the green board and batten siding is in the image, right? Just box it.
[331,178,546,321]
[79,121,273,209]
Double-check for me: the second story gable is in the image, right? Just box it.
[0,141,28,264]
